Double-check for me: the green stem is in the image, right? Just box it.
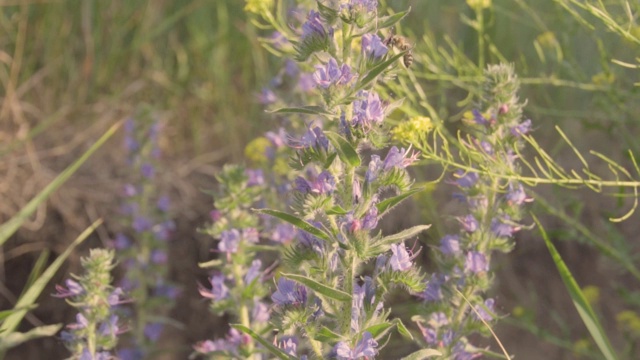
[476,7,485,70]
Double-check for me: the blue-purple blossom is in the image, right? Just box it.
[298,72,316,93]
[252,301,270,323]
[123,184,137,197]
[452,342,482,360]
[382,146,420,170]
[344,0,378,12]
[246,169,265,186]
[244,259,262,284]
[150,249,167,264]
[298,224,324,254]
[141,163,155,179]
[390,243,412,271]
[53,279,84,298]
[453,170,479,188]
[193,329,246,355]
[511,119,532,137]
[278,336,300,356]
[361,33,388,59]
[440,234,461,256]
[257,87,277,104]
[419,274,445,302]
[271,278,308,306]
[301,10,328,40]
[361,204,379,230]
[458,214,479,233]
[295,171,336,195]
[506,183,530,205]
[474,298,495,322]
[289,125,329,151]
[333,331,378,360]
[352,90,385,129]
[471,109,489,125]
[218,229,240,253]
[144,322,163,341]
[365,155,382,183]
[198,274,229,301]
[80,349,111,360]
[132,216,152,232]
[269,31,289,50]
[313,58,354,88]
[271,223,296,243]
[491,215,519,237]
[479,140,494,155]
[465,251,489,274]
[157,195,170,212]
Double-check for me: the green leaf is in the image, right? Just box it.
[326,205,349,215]
[254,209,331,242]
[231,324,295,360]
[268,106,333,116]
[19,250,49,299]
[363,322,393,338]
[377,188,423,215]
[535,215,619,360]
[401,349,442,360]
[313,326,342,342]
[281,273,352,302]
[393,318,414,340]
[325,131,361,168]
[0,324,62,351]
[0,122,120,247]
[0,219,102,336]
[378,225,431,246]
[355,52,405,92]
[377,8,411,29]
[0,306,35,323]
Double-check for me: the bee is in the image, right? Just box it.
[384,34,414,68]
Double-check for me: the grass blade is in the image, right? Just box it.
[534,215,619,360]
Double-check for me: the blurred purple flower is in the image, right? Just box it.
[511,119,532,137]
[465,251,489,274]
[301,10,328,40]
[144,323,163,342]
[141,163,155,179]
[271,223,296,243]
[491,215,518,237]
[458,214,479,233]
[506,183,530,206]
[313,57,354,88]
[353,90,385,130]
[132,216,152,232]
[219,229,240,253]
[390,243,412,271]
[333,331,378,360]
[382,146,419,170]
[252,301,270,323]
[365,155,382,183]
[257,87,277,104]
[244,259,262,284]
[246,169,265,186]
[362,33,388,58]
[157,195,170,212]
[198,274,229,301]
[453,170,479,188]
[271,278,307,306]
[53,279,84,298]
[474,298,495,322]
[440,234,461,256]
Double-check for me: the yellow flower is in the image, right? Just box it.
[466,0,492,10]
[581,285,600,306]
[511,305,525,318]
[244,137,271,166]
[617,310,640,338]
[392,116,433,145]
[244,0,273,15]
[591,72,615,85]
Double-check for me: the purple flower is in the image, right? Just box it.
[271,278,307,306]
[157,195,170,212]
[362,33,388,58]
[272,223,296,243]
[150,249,167,264]
[352,90,385,129]
[252,301,270,323]
[298,225,324,254]
[453,170,479,188]
[269,31,289,50]
[491,215,519,237]
[257,87,277,104]
[198,274,229,300]
[53,279,84,298]
[351,282,366,332]
[382,146,420,170]
[244,259,262,284]
[141,163,155,179]
[361,204,378,230]
[123,184,137,197]
[506,183,530,205]
[278,336,299,356]
[218,229,240,253]
[440,234,461,256]
[289,126,329,151]
[511,119,532,137]
[344,0,378,12]
[465,251,489,274]
[242,228,259,243]
[246,169,265,186]
[113,233,131,250]
[471,109,489,125]
[479,140,494,155]
[295,171,336,195]
[419,274,445,302]
[458,215,479,233]
[144,322,163,341]
[365,155,382,183]
[390,243,412,271]
[474,298,495,321]
[301,10,328,40]
[132,216,152,232]
[333,331,378,360]
[452,342,482,360]
[313,58,354,88]
[298,72,316,92]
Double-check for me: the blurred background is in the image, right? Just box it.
[1,0,638,359]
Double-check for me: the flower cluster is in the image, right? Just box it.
[54,249,126,359]
[113,109,177,359]
[414,64,532,357]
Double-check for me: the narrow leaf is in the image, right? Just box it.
[282,273,351,302]
[326,205,348,215]
[20,250,49,299]
[231,324,294,360]
[401,349,442,360]
[254,209,331,242]
[378,225,431,246]
[313,326,341,342]
[0,219,102,335]
[0,324,62,351]
[377,188,423,215]
[325,131,361,167]
[198,259,223,269]
[356,52,406,92]
[0,121,120,247]
[377,8,411,29]
[268,106,332,116]
[0,306,35,322]
[363,322,393,338]
[535,215,619,360]
[394,318,414,340]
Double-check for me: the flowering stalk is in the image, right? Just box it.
[413,64,532,358]
[193,164,272,360]
[244,1,431,358]
[54,249,126,359]
[114,108,177,359]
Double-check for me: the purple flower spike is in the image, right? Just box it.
[362,33,388,58]
[465,251,489,274]
[301,10,328,40]
[271,278,307,306]
[390,243,412,271]
[440,234,461,256]
[382,146,420,170]
[198,274,229,301]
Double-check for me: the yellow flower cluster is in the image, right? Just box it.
[466,0,492,10]
[244,0,273,15]
[392,116,433,146]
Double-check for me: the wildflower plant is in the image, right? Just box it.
[113,108,178,358]
[237,1,436,359]
[54,249,125,359]
[194,164,273,360]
